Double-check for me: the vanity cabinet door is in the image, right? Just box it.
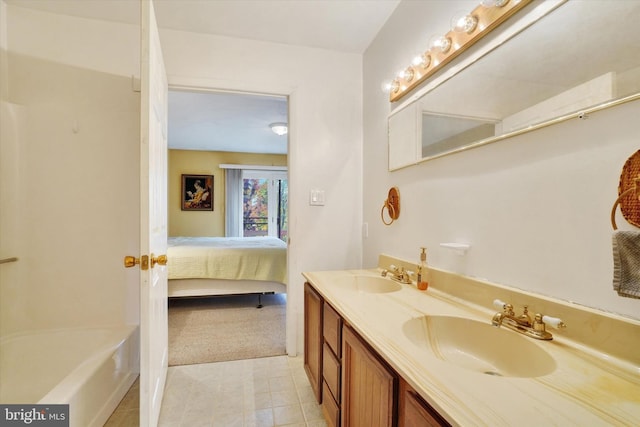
[304,282,323,403]
[398,379,450,427]
[342,325,397,427]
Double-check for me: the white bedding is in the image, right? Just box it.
[167,236,287,284]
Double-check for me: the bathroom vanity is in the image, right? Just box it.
[303,255,640,426]
[304,282,446,427]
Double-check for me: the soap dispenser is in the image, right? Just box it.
[417,247,429,291]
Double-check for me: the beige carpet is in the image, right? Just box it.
[168,294,286,366]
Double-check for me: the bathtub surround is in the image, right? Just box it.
[1,4,141,425]
[0,7,141,335]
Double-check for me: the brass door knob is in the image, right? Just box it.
[124,255,149,270]
[124,256,140,268]
[151,254,168,268]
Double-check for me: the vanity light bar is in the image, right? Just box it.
[388,0,533,102]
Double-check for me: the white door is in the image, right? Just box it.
[140,0,169,425]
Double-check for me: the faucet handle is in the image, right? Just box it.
[529,313,563,340]
[493,299,508,310]
[493,299,514,315]
[541,315,566,329]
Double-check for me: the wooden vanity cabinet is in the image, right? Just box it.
[304,282,323,403]
[342,325,397,427]
[398,379,451,427]
[304,281,449,427]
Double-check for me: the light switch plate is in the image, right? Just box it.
[309,189,325,206]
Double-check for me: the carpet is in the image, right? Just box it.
[168,293,286,366]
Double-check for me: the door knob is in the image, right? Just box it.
[124,255,149,270]
[124,256,139,268]
[151,254,167,268]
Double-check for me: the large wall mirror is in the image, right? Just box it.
[388,0,640,170]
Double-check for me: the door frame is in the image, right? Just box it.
[167,83,296,356]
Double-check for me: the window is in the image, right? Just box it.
[241,170,288,241]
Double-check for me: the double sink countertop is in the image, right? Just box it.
[302,255,640,426]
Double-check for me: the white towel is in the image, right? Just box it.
[612,231,640,299]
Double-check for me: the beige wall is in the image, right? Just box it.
[363,0,639,320]
[168,149,287,237]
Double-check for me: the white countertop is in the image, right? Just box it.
[302,267,640,427]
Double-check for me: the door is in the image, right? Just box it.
[242,170,288,240]
[140,0,169,425]
[342,325,396,427]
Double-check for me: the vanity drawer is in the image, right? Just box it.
[322,380,340,427]
[323,342,341,401]
[323,303,342,357]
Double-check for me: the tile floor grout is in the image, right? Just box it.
[105,355,327,427]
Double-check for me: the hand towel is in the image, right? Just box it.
[612,230,640,299]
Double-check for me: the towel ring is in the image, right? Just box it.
[611,150,640,230]
[611,180,640,230]
[381,187,400,226]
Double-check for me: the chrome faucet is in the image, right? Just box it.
[492,299,566,340]
[381,264,413,284]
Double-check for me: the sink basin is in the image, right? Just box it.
[402,316,556,378]
[338,275,402,294]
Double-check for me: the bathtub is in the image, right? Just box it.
[0,325,139,427]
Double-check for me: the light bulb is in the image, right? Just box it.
[381,79,400,94]
[412,53,431,69]
[429,35,452,54]
[451,13,478,33]
[403,67,415,82]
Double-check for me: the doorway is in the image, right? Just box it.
[166,88,290,364]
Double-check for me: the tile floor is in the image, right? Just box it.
[105,355,327,427]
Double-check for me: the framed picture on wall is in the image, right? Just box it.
[181,174,213,211]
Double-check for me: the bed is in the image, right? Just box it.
[167,236,287,299]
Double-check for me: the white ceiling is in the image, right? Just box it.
[169,90,289,154]
[7,0,400,154]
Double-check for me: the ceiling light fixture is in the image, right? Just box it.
[270,122,288,136]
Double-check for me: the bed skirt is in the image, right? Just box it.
[168,278,286,298]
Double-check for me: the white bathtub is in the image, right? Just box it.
[0,325,139,427]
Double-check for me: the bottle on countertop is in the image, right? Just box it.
[417,247,429,291]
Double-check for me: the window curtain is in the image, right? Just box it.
[225,168,242,237]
